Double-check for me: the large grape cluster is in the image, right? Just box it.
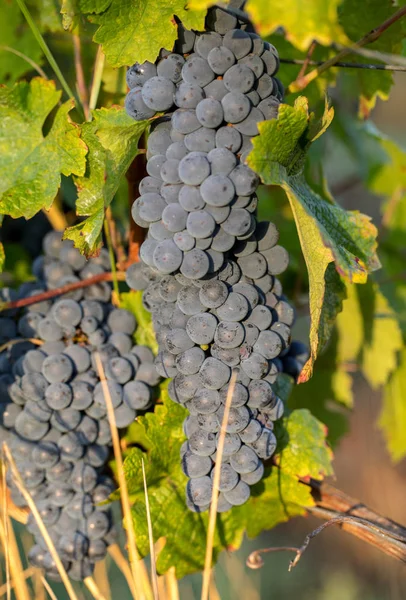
[0,232,160,581]
[124,7,308,512]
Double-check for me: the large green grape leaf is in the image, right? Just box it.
[379,348,406,463]
[120,290,158,353]
[245,0,348,50]
[248,98,380,380]
[0,78,87,220]
[64,107,148,255]
[338,0,406,117]
[0,1,43,84]
[118,390,333,578]
[80,0,206,67]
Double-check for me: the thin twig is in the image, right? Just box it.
[0,46,47,78]
[246,546,299,570]
[40,576,58,600]
[297,41,317,79]
[2,443,79,600]
[335,43,406,67]
[93,355,152,600]
[281,57,406,72]
[288,6,406,93]
[108,544,138,599]
[1,460,10,600]
[1,271,126,312]
[14,0,83,119]
[104,210,120,303]
[93,560,111,600]
[89,46,105,115]
[105,208,128,272]
[43,200,68,231]
[73,33,90,120]
[201,371,237,600]
[165,569,179,600]
[0,567,36,597]
[142,459,160,600]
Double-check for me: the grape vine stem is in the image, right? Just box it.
[287,5,406,93]
[0,271,126,312]
[281,57,406,72]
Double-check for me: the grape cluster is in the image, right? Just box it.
[124,8,307,512]
[0,232,160,581]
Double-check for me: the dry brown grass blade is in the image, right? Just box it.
[0,567,36,597]
[208,575,221,600]
[201,371,237,600]
[1,459,10,600]
[141,459,159,600]
[94,559,111,600]
[33,570,46,600]
[2,443,79,600]
[93,354,153,600]
[84,577,108,600]
[40,576,58,600]
[165,568,179,600]
[0,515,31,600]
[108,544,138,599]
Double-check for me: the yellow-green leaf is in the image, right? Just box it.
[245,0,349,50]
[120,291,158,354]
[0,79,87,219]
[379,348,406,463]
[86,0,206,67]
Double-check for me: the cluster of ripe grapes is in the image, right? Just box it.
[0,232,161,581]
[125,4,308,512]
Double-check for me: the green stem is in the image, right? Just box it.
[89,46,105,116]
[104,215,120,300]
[15,0,85,120]
[0,45,48,78]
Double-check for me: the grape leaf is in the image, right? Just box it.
[64,107,148,255]
[120,290,158,353]
[379,348,406,463]
[81,0,206,67]
[358,281,403,390]
[0,78,87,220]
[275,409,333,479]
[245,0,348,50]
[0,2,43,84]
[338,0,405,117]
[119,390,334,578]
[248,98,380,380]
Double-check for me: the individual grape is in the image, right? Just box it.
[223,64,255,93]
[255,73,274,99]
[203,79,228,101]
[232,283,259,309]
[211,227,235,252]
[125,87,156,120]
[241,461,264,485]
[245,305,273,331]
[261,245,289,274]
[51,407,82,433]
[42,354,74,384]
[192,388,220,414]
[207,147,237,176]
[182,451,212,478]
[162,203,188,232]
[17,312,42,337]
[166,142,188,162]
[216,492,233,512]
[224,480,250,505]
[157,53,185,83]
[239,53,264,77]
[174,82,205,109]
[196,98,223,129]
[195,32,222,58]
[261,397,284,421]
[210,463,239,492]
[158,276,182,302]
[186,476,213,506]
[241,352,269,379]
[25,398,52,423]
[221,92,251,123]
[199,280,228,309]
[229,165,259,197]
[165,328,195,355]
[199,357,231,389]
[206,6,237,34]
[184,127,216,152]
[22,349,46,373]
[196,412,220,432]
[114,403,136,428]
[230,445,259,474]
[133,193,166,224]
[37,317,63,342]
[32,441,60,468]
[189,429,217,456]
[214,321,245,349]
[153,240,183,274]
[176,347,206,375]
[239,419,262,444]
[216,292,249,322]
[179,152,211,185]
[249,428,277,459]
[172,109,200,134]
[175,24,196,53]
[86,511,110,540]
[261,49,279,76]
[195,237,212,250]
[211,344,240,367]
[64,345,91,374]
[248,379,276,409]
[274,299,295,327]
[105,357,134,384]
[258,97,280,120]
[256,221,279,251]
[177,285,205,315]
[216,405,250,433]
[178,186,205,212]
[200,175,235,207]
[126,61,157,88]
[206,249,224,272]
[186,211,216,239]
[182,56,215,87]
[219,382,248,407]
[141,77,175,111]
[237,252,267,278]
[181,249,210,279]
[147,154,166,178]
[221,208,252,236]
[223,29,253,59]
[218,432,242,456]
[215,126,242,152]
[271,322,291,349]
[148,128,172,155]
[140,239,158,267]
[207,46,235,74]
